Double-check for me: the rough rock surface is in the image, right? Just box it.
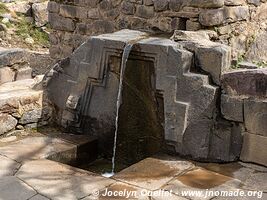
[222,69,267,97]
[32,1,48,27]
[0,114,17,135]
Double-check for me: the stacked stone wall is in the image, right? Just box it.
[48,0,267,63]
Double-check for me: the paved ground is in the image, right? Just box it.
[0,132,266,200]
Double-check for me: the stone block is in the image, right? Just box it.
[144,0,153,6]
[221,69,267,97]
[48,13,75,31]
[199,6,249,26]
[241,132,267,167]
[156,17,172,32]
[246,31,267,62]
[86,0,101,8]
[19,109,42,125]
[199,8,225,26]
[7,1,31,15]
[221,94,244,122]
[15,66,32,80]
[47,1,60,13]
[196,43,231,85]
[129,0,143,4]
[89,20,115,34]
[171,30,210,41]
[244,98,267,136]
[0,67,15,84]
[217,25,231,35]
[0,114,17,136]
[32,1,48,27]
[99,0,113,11]
[88,8,101,19]
[153,0,169,11]
[190,0,224,8]
[169,0,184,11]
[60,5,87,19]
[209,120,244,161]
[0,48,28,67]
[121,1,135,15]
[224,0,246,6]
[136,5,154,19]
[186,20,202,31]
[247,0,261,6]
[224,6,249,23]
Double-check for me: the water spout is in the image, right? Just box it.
[102,43,133,178]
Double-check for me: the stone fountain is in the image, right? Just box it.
[44,29,244,166]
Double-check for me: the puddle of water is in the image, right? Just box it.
[195,162,243,178]
[177,168,232,189]
[102,172,114,178]
[79,158,128,175]
[114,158,179,180]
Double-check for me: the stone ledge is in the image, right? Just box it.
[222,69,267,98]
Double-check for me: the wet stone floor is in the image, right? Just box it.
[0,131,266,200]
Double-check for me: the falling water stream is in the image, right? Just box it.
[101,34,149,178]
[102,43,133,178]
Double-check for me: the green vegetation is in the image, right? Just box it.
[15,16,49,47]
[231,54,245,69]
[254,61,267,68]
[0,3,9,15]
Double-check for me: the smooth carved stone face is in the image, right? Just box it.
[116,57,164,166]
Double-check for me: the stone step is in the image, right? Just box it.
[0,76,48,136]
[0,48,54,70]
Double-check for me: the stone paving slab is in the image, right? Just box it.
[0,176,37,200]
[82,182,189,200]
[213,192,267,200]
[0,133,267,200]
[242,172,267,192]
[29,194,50,200]
[195,162,255,183]
[0,155,21,177]
[0,137,76,162]
[162,168,242,200]
[16,159,115,200]
[113,157,194,190]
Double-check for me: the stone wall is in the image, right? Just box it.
[48,0,267,64]
[221,69,267,166]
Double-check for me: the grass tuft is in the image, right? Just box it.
[15,16,49,47]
